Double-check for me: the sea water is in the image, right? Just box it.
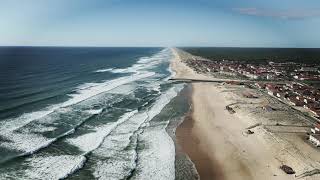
[0,47,194,179]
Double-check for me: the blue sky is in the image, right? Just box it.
[0,0,320,47]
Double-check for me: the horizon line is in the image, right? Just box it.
[0,45,320,49]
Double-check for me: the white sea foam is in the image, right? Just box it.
[165,59,176,81]
[93,112,149,157]
[110,68,128,73]
[0,48,166,157]
[62,110,143,180]
[147,85,183,120]
[91,85,183,180]
[66,110,138,152]
[0,71,155,135]
[137,56,152,64]
[32,126,57,133]
[107,84,136,95]
[106,50,170,75]
[0,110,53,133]
[92,113,149,180]
[24,155,86,180]
[64,72,155,109]
[108,49,171,75]
[94,68,114,73]
[142,79,162,93]
[90,85,180,179]
[1,48,177,179]
[85,108,103,115]
[130,85,183,180]
[76,83,98,90]
[152,83,161,92]
[1,133,55,154]
[93,134,138,180]
[1,122,80,156]
[131,129,175,180]
[93,133,139,180]
[0,108,92,155]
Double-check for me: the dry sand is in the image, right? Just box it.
[171,48,320,180]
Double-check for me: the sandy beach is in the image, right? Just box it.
[171,48,320,180]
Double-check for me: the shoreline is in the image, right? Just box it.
[175,97,225,179]
[171,47,225,179]
[165,84,200,180]
[175,83,255,180]
[170,48,320,180]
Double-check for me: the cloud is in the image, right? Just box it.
[233,8,320,20]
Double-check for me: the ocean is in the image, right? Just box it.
[0,47,192,179]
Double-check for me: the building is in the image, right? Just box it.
[255,83,266,89]
[288,96,305,106]
[311,124,320,134]
[303,98,314,104]
[304,102,320,114]
[300,67,318,72]
[267,88,279,96]
[309,106,320,117]
[310,94,320,102]
[267,73,276,80]
[309,134,320,147]
[276,92,286,98]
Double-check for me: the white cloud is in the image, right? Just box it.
[233,8,320,20]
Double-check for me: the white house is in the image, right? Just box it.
[311,124,320,134]
[309,135,320,147]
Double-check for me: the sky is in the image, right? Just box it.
[0,0,320,47]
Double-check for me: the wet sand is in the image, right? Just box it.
[176,110,225,180]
